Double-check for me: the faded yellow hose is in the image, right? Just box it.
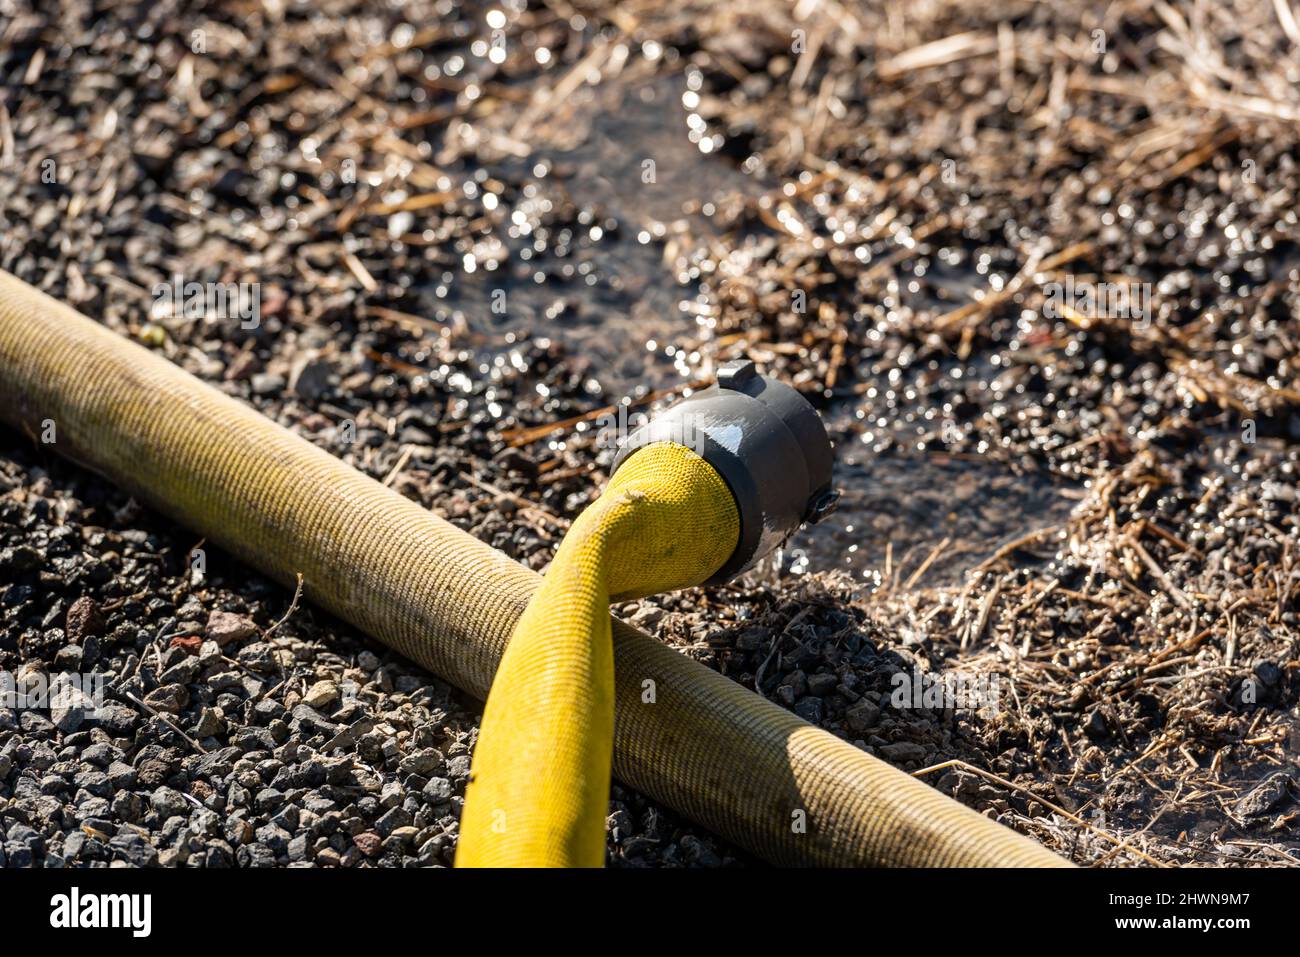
[0,268,1071,867]
[457,443,739,866]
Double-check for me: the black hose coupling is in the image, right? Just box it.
[612,359,837,583]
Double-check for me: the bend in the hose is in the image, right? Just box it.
[456,442,738,867]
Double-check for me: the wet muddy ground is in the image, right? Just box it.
[1,0,1298,867]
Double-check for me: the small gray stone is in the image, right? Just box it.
[143,683,188,714]
[194,707,224,738]
[237,642,279,672]
[106,760,137,789]
[160,657,201,686]
[91,702,138,734]
[879,741,927,765]
[255,823,291,856]
[255,788,286,813]
[109,830,158,867]
[289,353,334,401]
[806,673,839,697]
[845,699,881,733]
[287,833,310,862]
[3,842,32,867]
[422,777,453,802]
[151,786,190,819]
[794,696,824,724]
[291,704,337,735]
[112,791,144,822]
[374,806,411,837]
[398,749,444,777]
[80,743,116,767]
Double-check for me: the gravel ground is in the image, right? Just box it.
[2,0,1299,867]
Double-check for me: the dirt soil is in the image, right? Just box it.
[1,0,1298,867]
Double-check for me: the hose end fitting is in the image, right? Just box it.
[612,359,837,584]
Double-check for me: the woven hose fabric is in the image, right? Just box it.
[0,269,1070,867]
[457,443,739,867]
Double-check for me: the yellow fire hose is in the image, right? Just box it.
[457,443,739,866]
[0,268,1070,867]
